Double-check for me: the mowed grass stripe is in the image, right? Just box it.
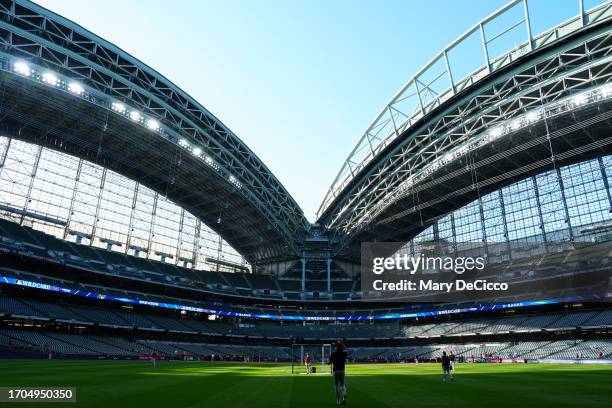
[0,361,609,408]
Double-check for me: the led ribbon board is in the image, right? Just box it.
[0,275,600,322]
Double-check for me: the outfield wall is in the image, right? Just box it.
[537,359,612,365]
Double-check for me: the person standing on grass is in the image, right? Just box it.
[442,351,453,382]
[304,353,312,374]
[328,341,348,405]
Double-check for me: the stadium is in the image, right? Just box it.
[0,0,610,406]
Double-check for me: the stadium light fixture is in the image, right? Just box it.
[192,147,202,156]
[68,82,84,95]
[13,61,31,76]
[129,111,142,122]
[178,138,190,148]
[489,126,503,139]
[229,175,242,188]
[510,118,522,130]
[600,83,612,98]
[111,102,126,114]
[571,93,589,106]
[42,72,60,86]
[443,152,454,163]
[525,110,541,123]
[146,119,160,131]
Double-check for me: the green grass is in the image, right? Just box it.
[0,360,610,408]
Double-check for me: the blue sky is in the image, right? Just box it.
[35,0,595,221]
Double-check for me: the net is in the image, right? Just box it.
[290,343,332,374]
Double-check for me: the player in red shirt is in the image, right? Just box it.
[304,353,312,374]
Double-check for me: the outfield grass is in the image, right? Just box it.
[0,360,610,407]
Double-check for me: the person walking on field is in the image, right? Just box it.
[442,351,453,382]
[328,341,348,405]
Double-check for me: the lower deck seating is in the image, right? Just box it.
[2,329,610,361]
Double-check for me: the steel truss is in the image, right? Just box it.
[319,0,612,218]
[321,21,612,257]
[0,0,309,263]
[317,0,612,218]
